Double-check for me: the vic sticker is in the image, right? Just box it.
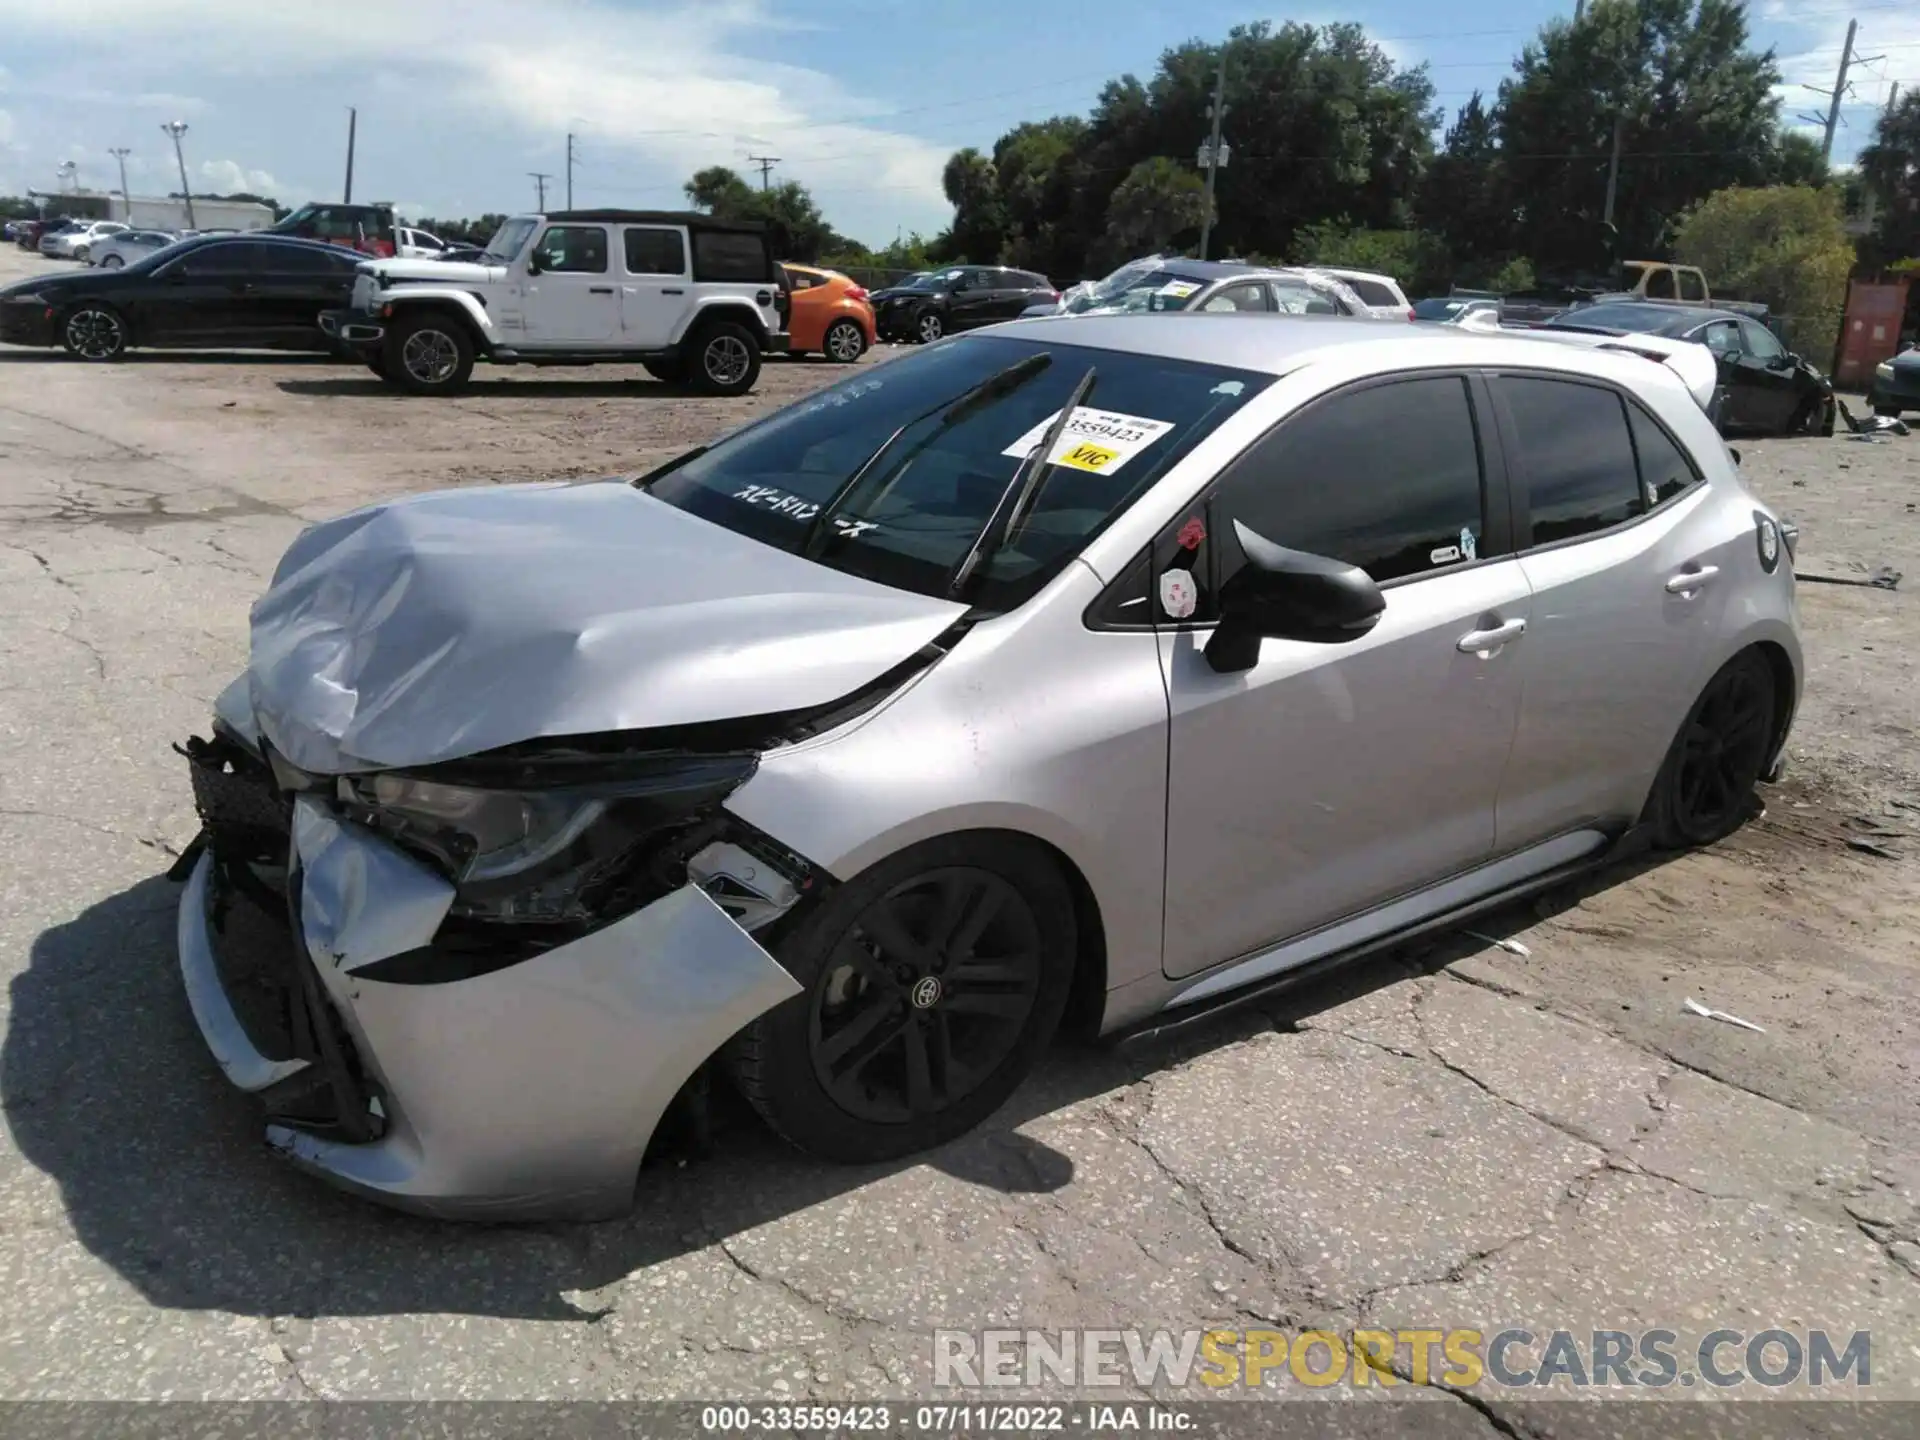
[1001,408,1175,476]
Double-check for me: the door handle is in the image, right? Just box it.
[1457,618,1526,653]
[662,287,684,295]
[1665,565,1720,595]
[589,286,614,294]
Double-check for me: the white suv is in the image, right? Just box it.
[1312,267,1413,319]
[320,209,791,396]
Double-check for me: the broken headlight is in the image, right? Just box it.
[335,754,756,923]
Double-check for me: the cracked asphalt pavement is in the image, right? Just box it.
[3,246,1919,1427]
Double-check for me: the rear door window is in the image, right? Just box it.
[691,230,770,282]
[1677,270,1708,302]
[1495,375,1644,545]
[624,226,686,276]
[1199,282,1270,313]
[1346,277,1400,307]
[1197,375,1490,611]
[168,242,260,277]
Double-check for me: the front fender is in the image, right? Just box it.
[380,288,498,345]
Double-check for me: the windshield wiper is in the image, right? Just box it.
[947,364,1097,600]
[798,351,1054,558]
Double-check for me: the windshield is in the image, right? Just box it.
[644,334,1272,612]
[482,217,538,263]
[903,268,964,291]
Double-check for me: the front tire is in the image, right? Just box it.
[1644,650,1778,848]
[60,305,128,361]
[73,245,90,264]
[383,312,475,394]
[731,834,1076,1163]
[914,308,944,344]
[686,320,761,397]
[100,254,125,269]
[824,317,867,363]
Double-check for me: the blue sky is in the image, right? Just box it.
[0,0,1910,247]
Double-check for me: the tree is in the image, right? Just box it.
[941,148,1005,262]
[1106,157,1209,254]
[1291,220,1450,296]
[1673,185,1853,356]
[1858,89,1920,264]
[684,165,757,216]
[1416,93,1518,280]
[992,117,1088,276]
[1493,0,1800,280]
[1,195,38,221]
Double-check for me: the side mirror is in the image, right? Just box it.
[525,252,543,275]
[1203,521,1386,673]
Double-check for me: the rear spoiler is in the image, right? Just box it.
[1494,326,1721,417]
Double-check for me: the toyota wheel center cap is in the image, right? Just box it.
[910,975,943,1010]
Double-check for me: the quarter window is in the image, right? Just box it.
[1496,376,1643,545]
[1199,283,1268,313]
[625,226,686,276]
[1677,270,1708,302]
[1202,375,1489,601]
[533,225,609,273]
[691,230,771,282]
[1346,277,1400,307]
[1627,403,1700,508]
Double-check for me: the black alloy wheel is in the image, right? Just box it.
[809,867,1042,1125]
[1648,650,1777,847]
[60,305,128,361]
[731,835,1075,1163]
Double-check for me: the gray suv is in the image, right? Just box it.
[176,315,1800,1219]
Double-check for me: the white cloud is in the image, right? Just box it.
[199,157,276,193]
[0,0,951,220]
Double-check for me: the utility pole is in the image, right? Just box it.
[1863,82,1898,231]
[344,108,357,203]
[1797,21,1882,166]
[162,121,195,229]
[748,154,780,191]
[108,148,132,220]
[529,171,552,210]
[1197,51,1228,260]
[1602,113,1625,229]
[566,132,576,209]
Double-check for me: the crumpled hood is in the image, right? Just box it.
[244,480,967,774]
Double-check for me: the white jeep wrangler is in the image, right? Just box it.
[320,209,791,396]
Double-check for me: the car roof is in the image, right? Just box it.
[1317,266,1397,285]
[1551,301,1749,335]
[536,208,768,235]
[1001,312,1702,390]
[163,233,356,257]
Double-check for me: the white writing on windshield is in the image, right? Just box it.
[732,484,878,537]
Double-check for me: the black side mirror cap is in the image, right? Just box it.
[1203,520,1386,673]
[526,254,543,275]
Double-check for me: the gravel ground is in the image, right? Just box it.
[1,246,1917,1428]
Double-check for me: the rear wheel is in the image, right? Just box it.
[59,305,128,361]
[1644,650,1777,848]
[731,834,1075,1163]
[686,320,761,397]
[383,312,474,395]
[824,317,867,363]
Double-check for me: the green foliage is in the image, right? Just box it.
[1673,185,1853,356]
[681,166,849,262]
[1107,157,1209,255]
[2,195,42,220]
[1858,90,1920,266]
[1290,220,1450,295]
[1485,256,1538,294]
[1493,0,1800,279]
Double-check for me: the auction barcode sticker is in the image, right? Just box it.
[1001,407,1176,475]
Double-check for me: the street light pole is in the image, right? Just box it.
[162,121,195,230]
[108,148,132,219]
[344,108,357,203]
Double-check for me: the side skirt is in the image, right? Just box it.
[1113,824,1650,1047]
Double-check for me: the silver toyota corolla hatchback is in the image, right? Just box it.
[175,315,1801,1219]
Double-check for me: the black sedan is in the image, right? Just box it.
[1545,301,1834,436]
[1869,345,1920,418]
[870,265,1058,344]
[0,234,362,360]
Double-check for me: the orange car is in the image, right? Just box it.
[781,263,876,362]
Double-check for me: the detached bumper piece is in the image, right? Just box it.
[173,743,802,1221]
[318,308,385,345]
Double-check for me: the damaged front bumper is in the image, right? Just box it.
[175,747,800,1222]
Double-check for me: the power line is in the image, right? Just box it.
[747,154,781,189]
[1795,19,1884,164]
